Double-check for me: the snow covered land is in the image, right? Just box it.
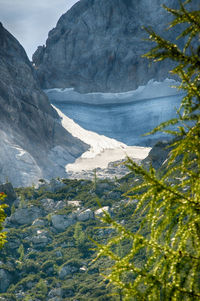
[53,106,151,173]
[46,79,183,146]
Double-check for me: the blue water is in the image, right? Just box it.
[51,95,182,146]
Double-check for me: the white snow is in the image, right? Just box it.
[52,105,126,158]
[46,79,182,105]
[53,105,151,172]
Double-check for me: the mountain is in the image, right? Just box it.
[32,0,197,93]
[1,23,148,187]
[0,23,88,187]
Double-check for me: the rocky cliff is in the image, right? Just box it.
[32,0,197,92]
[0,23,88,187]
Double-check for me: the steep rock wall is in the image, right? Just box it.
[33,0,197,92]
[0,23,88,186]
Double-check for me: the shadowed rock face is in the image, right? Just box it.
[32,0,197,93]
[0,23,88,186]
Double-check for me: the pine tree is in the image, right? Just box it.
[95,1,200,300]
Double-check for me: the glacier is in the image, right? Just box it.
[45,79,183,146]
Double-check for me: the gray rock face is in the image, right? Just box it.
[33,0,197,92]
[0,23,88,187]
[0,183,16,208]
[9,206,44,225]
[142,140,171,170]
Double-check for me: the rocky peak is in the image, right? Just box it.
[32,0,197,93]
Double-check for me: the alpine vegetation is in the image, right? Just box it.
[95,1,200,300]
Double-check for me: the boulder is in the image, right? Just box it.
[31,230,51,248]
[0,269,12,292]
[41,198,66,213]
[58,264,78,279]
[51,214,76,231]
[48,288,62,298]
[95,182,112,194]
[67,200,81,207]
[0,183,16,208]
[40,199,55,212]
[9,206,43,225]
[95,206,111,218]
[32,218,47,227]
[77,209,94,221]
[48,179,65,193]
[7,239,21,250]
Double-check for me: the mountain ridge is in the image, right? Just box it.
[0,23,88,187]
[32,0,197,93]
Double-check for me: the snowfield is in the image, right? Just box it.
[53,106,151,172]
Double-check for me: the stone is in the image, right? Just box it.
[9,206,43,225]
[48,179,65,193]
[142,140,171,170]
[107,191,121,200]
[7,239,21,250]
[31,230,51,248]
[0,183,16,208]
[40,198,66,213]
[32,218,47,227]
[0,269,12,292]
[54,201,66,211]
[67,200,81,207]
[95,206,111,218]
[77,209,94,221]
[58,264,78,279]
[51,214,76,231]
[48,288,62,297]
[95,182,112,194]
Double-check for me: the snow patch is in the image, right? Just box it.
[53,106,151,172]
[52,105,126,159]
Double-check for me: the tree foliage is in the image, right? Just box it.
[95,1,200,300]
[0,192,7,249]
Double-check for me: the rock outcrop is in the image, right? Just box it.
[0,23,88,187]
[0,183,16,208]
[33,0,197,92]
